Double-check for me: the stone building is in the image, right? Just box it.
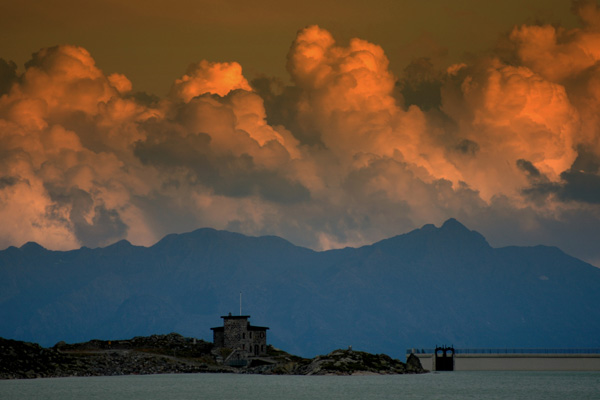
[211,313,269,358]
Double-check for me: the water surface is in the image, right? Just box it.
[1,371,599,399]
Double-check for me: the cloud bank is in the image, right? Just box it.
[1,2,599,265]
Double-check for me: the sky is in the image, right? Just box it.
[0,0,599,267]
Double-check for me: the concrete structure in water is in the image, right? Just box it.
[407,347,600,371]
[211,313,269,365]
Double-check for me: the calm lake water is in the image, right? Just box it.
[2,371,600,400]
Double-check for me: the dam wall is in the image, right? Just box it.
[407,348,600,371]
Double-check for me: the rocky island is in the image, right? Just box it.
[265,347,426,375]
[0,333,426,379]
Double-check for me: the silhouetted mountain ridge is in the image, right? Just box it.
[1,219,598,358]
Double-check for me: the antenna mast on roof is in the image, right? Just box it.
[239,291,242,316]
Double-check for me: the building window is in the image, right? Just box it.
[242,344,245,350]
[249,332,252,339]
[242,333,246,339]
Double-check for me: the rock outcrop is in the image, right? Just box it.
[0,334,230,379]
[247,347,426,375]
[294,349,425,375]
[1,335,426,379]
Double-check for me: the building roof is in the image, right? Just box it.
[210,324,269,331]
[210,313,269,331]
[221,314,251,320]
[247,325,269,331]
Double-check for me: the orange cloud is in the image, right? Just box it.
[8,46,117,116]
[443,59,578,198]
[170,60,252,102]
[0,17,598,267]
[502,1,600,171]
[286,25,462,186]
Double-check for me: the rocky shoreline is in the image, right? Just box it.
[257,347,426,375]
[0,333,426,379]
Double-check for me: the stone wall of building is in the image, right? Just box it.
[212,330,224,348]
[248,329,267,355]
[212,314,269,357]
[223,316,249,349]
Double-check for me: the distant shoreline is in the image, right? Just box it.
[0,334,426,379]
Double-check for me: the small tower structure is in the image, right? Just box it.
[211,313,269,360]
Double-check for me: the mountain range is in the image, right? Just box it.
[1,218,599,358]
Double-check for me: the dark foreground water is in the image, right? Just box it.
[2,371,600,399]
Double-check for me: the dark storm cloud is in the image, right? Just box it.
[557,170,600,204]
[250,77,320,146]
[521,150,600,205]
[134,124,310,204]
[0,59,17,95]
[454,139,480,156]
[397,57,443,110]
[0,176,21,189]
[73,204,128,248]
[44,185,128,248]
[517,159,546,181]
[571,146,600,173]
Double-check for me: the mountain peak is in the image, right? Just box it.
[398,218,490,253]
[420,223,436,232]
[104,239,133,249]
[441,218,468,231]
[437,218,491,250]
[19,242,45,252]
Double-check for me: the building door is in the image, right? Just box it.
[435,346,454,371]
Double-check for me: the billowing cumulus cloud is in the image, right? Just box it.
[169,60,252,102]
[440,59,579,200]
[0,5,599,267]
[287,25,464,188]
